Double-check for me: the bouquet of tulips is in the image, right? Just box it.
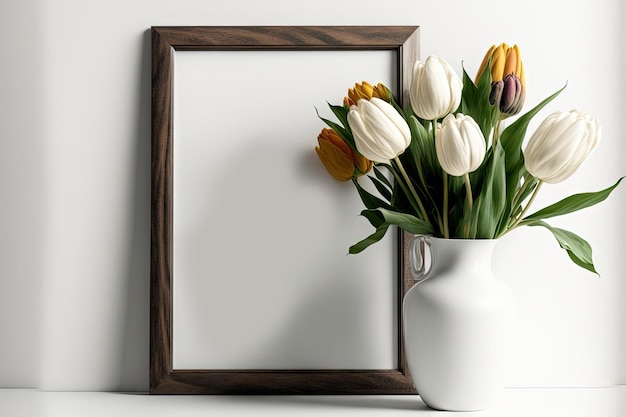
[315,43,622,274]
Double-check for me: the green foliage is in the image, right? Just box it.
[349,208,433,254]
[317,64,621,275]
[467,142,507,238]
[351,177,392,211]
[520,177,624,224]
[495,86,567,236]
[527,221,597,275]
[348,224,390,254]
[316,105,356,152]
[461,64,499,139]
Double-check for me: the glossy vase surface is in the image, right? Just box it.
[403,236,513,411]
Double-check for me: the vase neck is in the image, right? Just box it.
[428,238,497,277]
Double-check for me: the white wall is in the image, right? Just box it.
[0,0,623,391]
[616,2,626,384]
[0,0,45,389]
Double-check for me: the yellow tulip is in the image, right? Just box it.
[475,43,526,116]
[476,43,524,83]
[343,81,391,107]
[315,128,373,181]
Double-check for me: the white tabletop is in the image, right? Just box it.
[1,387,623,417]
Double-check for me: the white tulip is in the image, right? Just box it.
[347,97,411,163]
[436,113,486,176]
[410,56,462,121]
[524,110,600,184]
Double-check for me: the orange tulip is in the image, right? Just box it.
[343,81,391,107]
[315,128,372,181]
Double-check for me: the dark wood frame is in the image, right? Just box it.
[151,26,420,395]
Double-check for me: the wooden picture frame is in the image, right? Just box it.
[151,26,420,394]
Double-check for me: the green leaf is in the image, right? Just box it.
[500,84,566,177]
[349,224,390,254]
[461,64,499,140]
[466,143,507,238]
[315,107,357,151]
[404,115,443,226]
[527,220,597,275]
[367,175,392,202]
[351,177,392,210]
[349,206,432,254]
[373,166,393,190]
[408,116,438,175]
[387,160,426,221]
[360,208,385,227]
[521,177,624,224]
[496,173,539,236]
[328,103,350,131]
[361,208,434,235]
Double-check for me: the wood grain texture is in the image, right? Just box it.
[150,25,420,395]
[152,26,419,50]
[154,370,415,395]
[150,27,174,393]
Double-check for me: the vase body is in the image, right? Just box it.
[403,236,513,411]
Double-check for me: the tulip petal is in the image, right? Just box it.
[316,139,354,181]
[436,113,485,176]
[524,110,600,183]
[490,44,506,82]
[348,107,383,162]
[410,56,462,120]
[500,75,524,115]
[370,98,411,145]
[361,101,402,156]
[475,44,496,82]
[489,81,504,106]
[322,128,352,155]
[348,98,411,163]
[503,46,518,78]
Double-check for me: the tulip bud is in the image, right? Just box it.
[343,81,392,107]
[490,74,525,116]
[409,56,462,121]
[315,128,372,181]
[347,97,411,163]
[523,110,600,184]
[476,43,526,117]
[435,113,486,176]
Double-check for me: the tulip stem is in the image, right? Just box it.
[463,173,474,238]
[464,173,474,211]
[509,172,535,213]
[492,119,502,148]
[394,157,430,224]
[510,174,530,207]
[442,172,450,238]
[505,180,543,234]
[413,144,444,231]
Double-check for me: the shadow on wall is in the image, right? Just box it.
[115,29,152,391]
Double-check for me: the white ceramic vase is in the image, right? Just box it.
[403,236,513,411]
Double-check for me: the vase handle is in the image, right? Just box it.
[409,235,434,281]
